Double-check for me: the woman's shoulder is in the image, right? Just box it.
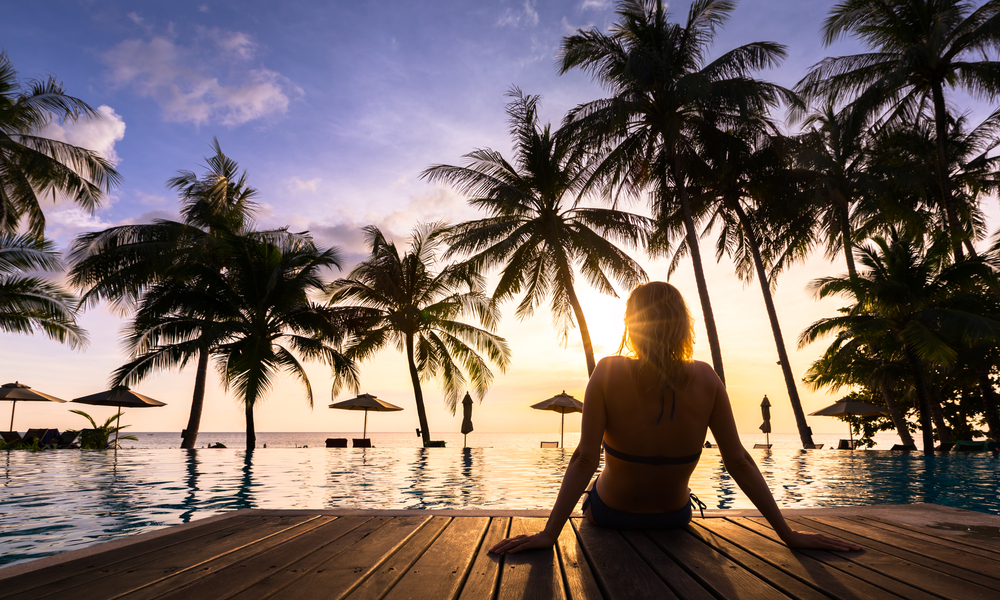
[687,360,723,386]
[596,355,634,369]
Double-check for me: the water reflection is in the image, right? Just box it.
[180,449,200,523]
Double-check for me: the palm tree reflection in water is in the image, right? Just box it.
[180,449,200,523]
[232,450,255,511]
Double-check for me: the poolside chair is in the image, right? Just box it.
[57,431,79,448]
[837,439,856,450]
[23,429,60,447]
[752,443,772,449]
[890,443,917,451]
[325,438,348,448]
[804,443,824,449]
[0,431,22,444]
[540,441,559,448]
[935,442,955,452]
[352,438,372,448]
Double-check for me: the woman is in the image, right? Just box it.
[490,282,860,553]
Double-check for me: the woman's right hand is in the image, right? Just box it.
[781,530,862,551]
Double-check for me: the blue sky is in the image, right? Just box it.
[2,1,997,439]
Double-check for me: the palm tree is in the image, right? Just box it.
[69,139,270,448]
[421,88,649,376]
[557,0,798,383]
[0,233,85,348]
[799,0,1000,261]
[114,233,356,450]
[327,224,511,446]
[0,51,120,236]
[800,233,1000,454]
[695,131,819,447]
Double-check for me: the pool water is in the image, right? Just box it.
[1,447,998,567]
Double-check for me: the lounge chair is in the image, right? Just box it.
[24,429,60,447]
[935,442,955,452]
[57,431,79,448]
[890,443,917,451]
[325,438,348,448]
[752,443,772,449]
[352,438,372,448]
[804,443,824,449]
[837,439,856,450]
[0,431,22,444]
[540,441,559,448]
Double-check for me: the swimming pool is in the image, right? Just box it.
[1,447,998,567]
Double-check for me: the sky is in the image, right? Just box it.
[2,0,998,439]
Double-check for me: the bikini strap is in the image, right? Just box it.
[689,493,707,518]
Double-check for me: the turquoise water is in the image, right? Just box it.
[1,443,999,568]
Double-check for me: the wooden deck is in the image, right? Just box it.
[2,509,999,599]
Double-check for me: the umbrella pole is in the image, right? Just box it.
[115,406,122,450]
[8,400,15,431]
[464,433,467,449]
[848,418,853,449]
[560,412,565,449]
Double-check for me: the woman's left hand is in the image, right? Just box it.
[488,530,558,554]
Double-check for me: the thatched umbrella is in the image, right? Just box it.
[530,391,583,448]
[71,387,166,448]
[809,399,888,448]
[460,392,474,448]
[0,382,66,431]
[329,393,403,438]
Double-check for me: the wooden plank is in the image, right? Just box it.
[152,516,376,600]
[785,517,998,600]
[230,516,431,600]
[111,516,332,600]
[807,516,1000,584]
[702,519,909,600]
[28,516,313,600]
[618,531,714,600]
[343,517,452,600]
[572,518,676,600]
[457,517,509,600]
[646,527,794,600]
[495,517,566,600]
[737,517,940,600]
[2,514,258,599]
[856,516,1000,558]
[381,516,489,600]
[685,521,829,600]
[556,520,602,600]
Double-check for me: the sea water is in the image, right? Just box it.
[1,433,998,568]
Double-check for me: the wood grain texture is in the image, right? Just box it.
[457,517,509,600]
[556,520,602,600]
[381,516,489,600]
[572,519,677,600]
[618,530,714,600]
[853,516,1000,559]
[495,517,566,600]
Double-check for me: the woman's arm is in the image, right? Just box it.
[708,373,861,552]
[489,358,609,554]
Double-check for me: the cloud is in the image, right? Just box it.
[37,105,126,165]
[127,12,143,25]
[285,176,321,192]
[497,0,539,28]
[103,32,301,126]
[579,0,610,10]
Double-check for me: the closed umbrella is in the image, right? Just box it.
[0,382,66,431]
[460,392,474,448]
[329,393,403,439]
[71,387,166,448]
[809,399,888,448]
[531,391,583,449]
[759,395,772,447]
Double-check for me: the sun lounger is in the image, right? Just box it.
[935,442,955,452]
[325,438,348,448]
[837,439,856,449]
[0,431,22,444]
[752,443,772,449]
[352,438,372,448]
[804,443,824,449]
[57,431,79,448]
[890,443,917,451]
[23,429,60,447]
[540,441,559,448]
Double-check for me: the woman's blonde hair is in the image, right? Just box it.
[618,282,694,391]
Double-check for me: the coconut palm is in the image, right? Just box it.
[799,0,1000,260]
[557,0,798,383]
[0,51,120,236]
[114,233,356,450]
[422,88,650,376]
[800,233,1000,454]
[69,139,272,448]
[327,224,511,446]
[0,233,85,348]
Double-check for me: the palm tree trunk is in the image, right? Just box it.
[245,387,257,451]
[671,163,725,383]
[978,366,1000,440]
[932,83,965,262]
[731,201,814,448]
[902,345,936,456]
[927,386,953,445]
[563,271,596,376]
[878,374,914,447]
[181,346,209,449]
[839,201,857,281]
[406,334,432,446]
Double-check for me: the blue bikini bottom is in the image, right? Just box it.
[581,478,705,530]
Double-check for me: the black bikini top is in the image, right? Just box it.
[602,389,702,465]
